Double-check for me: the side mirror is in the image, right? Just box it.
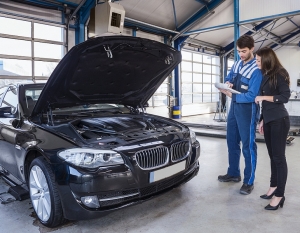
[0,106,12,116]
[0,106,18,117]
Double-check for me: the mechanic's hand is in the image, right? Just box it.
[225,81,233,88]
[219,89,232,98]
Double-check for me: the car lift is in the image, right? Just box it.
[0,172,29,204]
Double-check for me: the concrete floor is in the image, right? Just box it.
[1,114,300,232]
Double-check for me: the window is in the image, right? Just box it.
[24,88,42,112]
[227,59,234,74]
[0,38,31,56]
[135,32,166,107]
[35,61,59,77]
[181,50,220,103]
[34,23,63,42]
[0,17,31,37]
[25,89,42,101]
[0,16,64,84]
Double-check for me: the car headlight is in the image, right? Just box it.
[58,148,124,168]
[190,130,197,144]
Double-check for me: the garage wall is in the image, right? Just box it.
[240,0,300,21]
[276,46,300,125]
[0,0,62,23]
[68,29,76,51]
[276,46,300,92]
[136,31,164,43]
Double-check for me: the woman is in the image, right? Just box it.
[255,47,290,210]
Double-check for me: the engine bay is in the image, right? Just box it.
[71,115,184,146]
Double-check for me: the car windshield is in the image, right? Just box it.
[23,87,43,114]
[25,89,42,101]
[23,86,127,115]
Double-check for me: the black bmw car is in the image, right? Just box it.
[0,36,200,228]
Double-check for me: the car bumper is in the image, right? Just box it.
[56,141,200,220]
[57,161,199,220]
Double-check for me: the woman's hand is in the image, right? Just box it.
[255,96,264,104]
[258,120,264,135]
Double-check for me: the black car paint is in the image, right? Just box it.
[0,36,200,224]
[0,97,200,220]
[31,36,182,116]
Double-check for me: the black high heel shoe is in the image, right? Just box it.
[264,196,285,210]
[260,189,276,199]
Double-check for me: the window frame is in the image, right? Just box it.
[0,16,65,83]
[181,50,221,104]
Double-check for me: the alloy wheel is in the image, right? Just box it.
[29,165,51,222]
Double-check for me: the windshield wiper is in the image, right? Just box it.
[73,109,123,115]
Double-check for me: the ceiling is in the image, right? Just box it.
[4,0,300,55]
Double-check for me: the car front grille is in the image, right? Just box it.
[134,146,169,170]
[134,140,191,170]
[170,140,191,162]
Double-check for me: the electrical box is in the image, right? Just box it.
[88,2,125,37]
[297,79,300,86]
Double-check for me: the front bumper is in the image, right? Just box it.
[56,141,200,220]
[58,161,199,220]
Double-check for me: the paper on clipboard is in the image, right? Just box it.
[214,83,241,94]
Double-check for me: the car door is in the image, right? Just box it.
[0,85,25,183]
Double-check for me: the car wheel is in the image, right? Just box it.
[29,157,65,228]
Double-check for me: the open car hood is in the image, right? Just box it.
[31,36,181,116]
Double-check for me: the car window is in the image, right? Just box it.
[25,89,42,101]
[23,88,42,113]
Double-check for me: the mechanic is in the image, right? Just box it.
[217,35,263,195]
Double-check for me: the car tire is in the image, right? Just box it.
[29,157,65,228]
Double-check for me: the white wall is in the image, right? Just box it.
[136,31,164,43]
[240,0,300,21]
[276,46,300,92]
[68,29,75,51]
[0,0,62,24]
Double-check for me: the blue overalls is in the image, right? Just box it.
[225,58,263,185]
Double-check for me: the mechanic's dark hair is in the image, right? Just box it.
[256,47,290,87]
[237,35,254,49]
